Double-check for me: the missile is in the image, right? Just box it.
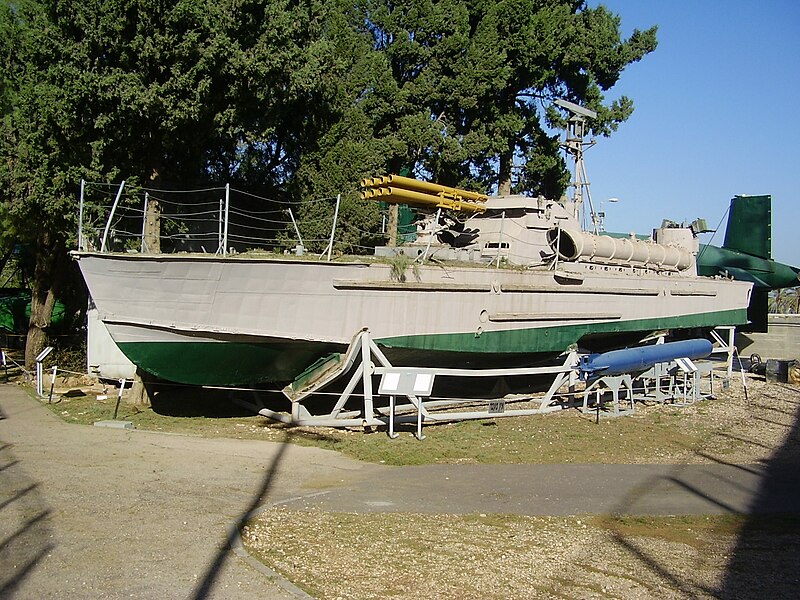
[580,339,713,378]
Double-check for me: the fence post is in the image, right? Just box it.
[35,346,54,397]
[217,196,224,255]
[326,194,341,262]
[100,181,126,252]
[222,183,230,256]
[140,192,149,253]
[48,366,57,403]
[78,179,85,251]
[113,379,127,420]
[287,208,305,254]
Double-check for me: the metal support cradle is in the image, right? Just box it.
[239,329,579,439]
[581,373,634,418]
[235,326,738,439]
[633,326,735,405]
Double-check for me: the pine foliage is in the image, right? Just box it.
[0,0,657,359]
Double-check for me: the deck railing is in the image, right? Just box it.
[77,180,389,259]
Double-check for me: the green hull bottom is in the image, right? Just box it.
[378,309,746,353]
[117,340,345,387]
[117,309,747,386]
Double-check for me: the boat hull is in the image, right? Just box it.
[76,253,751,386]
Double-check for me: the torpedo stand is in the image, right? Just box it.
[578,328,736,416]
[237,326,737,439]
[632,327,737,406]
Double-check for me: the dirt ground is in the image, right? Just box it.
[241,376,800,600]
[0,383,376,599]
[3,375,800,599]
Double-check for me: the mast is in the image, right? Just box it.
[555,99,598,233]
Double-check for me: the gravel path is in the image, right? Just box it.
[0,383,375,599]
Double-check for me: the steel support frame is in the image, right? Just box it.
[247,329,578,438]
[581,374,634,417]
[240,326,738,438]
[633,326,736,405]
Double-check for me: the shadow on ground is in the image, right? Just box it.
[148,381,367,428]
[149,384,289,418]
[0,437,54,597]
[190,429,295,600]
[717,383,800,597]
[607,382,800,598]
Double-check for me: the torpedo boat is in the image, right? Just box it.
[73,178,753,387]
[73,103,755,388]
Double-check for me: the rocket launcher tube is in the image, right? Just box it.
[377,174,489,203]
[360,174,490,213]
[360,186,486,214]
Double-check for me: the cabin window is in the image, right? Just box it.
[477,208,526,219]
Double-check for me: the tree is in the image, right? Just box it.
[291,1,657,250]
[289,1,401,250]
[0,0,658,363]
[1,0,88,365]
[0,0,261,364]
[350,0,657,195]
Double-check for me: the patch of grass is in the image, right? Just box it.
[386,252,420,282]
[591,514,800,547]
[40,387,290,440]
[38,382,725,465]
[299,409,703,465]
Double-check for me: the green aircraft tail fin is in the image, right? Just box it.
[722,195,772,260]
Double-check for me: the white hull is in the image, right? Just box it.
[75,252,752,385]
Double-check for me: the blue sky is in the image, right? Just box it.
[584,0,799,267]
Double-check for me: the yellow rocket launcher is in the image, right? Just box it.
[360,174,488,214]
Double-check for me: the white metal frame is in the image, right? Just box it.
[581,373,634,417]
[633,326,736,405]
[235,327,740,439]
[238,329,579,439]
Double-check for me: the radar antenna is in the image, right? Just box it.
[555,99,598,233]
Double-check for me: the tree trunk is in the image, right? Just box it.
[24,290,54,367]
[143,165,162,253]
[387,204,398,247]
[498,147,514,197]
[127,367,154,407]
[25,239,64,368]
[25,232,70,368]
[143,197,161,254]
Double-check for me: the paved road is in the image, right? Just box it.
[285,460,790,517]
[1,383,795,599]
